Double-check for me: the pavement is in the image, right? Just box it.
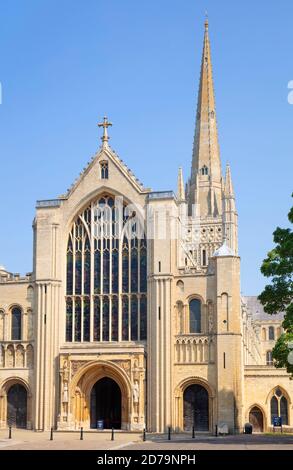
[0,429,293,450]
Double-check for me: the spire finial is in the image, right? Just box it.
[205,11,209,31]
[98,116,112,146]
[177,167,185,201]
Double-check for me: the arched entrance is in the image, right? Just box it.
[90,377,121,429]
[249,406,264,432]
[7,384,27,428]
[183,384,209,431]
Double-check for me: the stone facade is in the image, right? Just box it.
[0,20,292,433]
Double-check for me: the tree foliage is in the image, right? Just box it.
[258,194,293,375]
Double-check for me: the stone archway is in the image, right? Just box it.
[7,383,27,428]
[69,361,131,430]
[90,377,121,429]
[0,378,32,429]
[183,384,209,431]
[174,377,214,432]
[249,406,264,433]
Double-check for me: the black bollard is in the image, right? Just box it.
[111,427,114,441]
[50,427,53,441]
[143,428,146,441]
[8,426,12,439]
[215,424,218,437]
[168,427,171,440]
[192,426,195,439]
[80,427,84,440]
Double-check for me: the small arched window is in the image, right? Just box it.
[268,326,275,340]
[266,350,273,365]
[100,161,109,179]
[202,249,207,266]
[189,299,201,334]
[271,388,288,425]
[201,165,208,176]
[11,307,22,340]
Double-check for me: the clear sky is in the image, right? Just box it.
[0,0,292,295]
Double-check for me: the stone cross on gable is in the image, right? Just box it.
[98,116,112,145]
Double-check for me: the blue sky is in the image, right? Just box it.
[0,0,292,295]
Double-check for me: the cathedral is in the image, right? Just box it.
[0,20,292,434]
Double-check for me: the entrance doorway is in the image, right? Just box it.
[249,406,264,432]
[183,384,209,431]
[7,384,27,428]
[90,377,121,429]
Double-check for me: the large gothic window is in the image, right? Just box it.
[270,388,288,425]
[66,194,147,343]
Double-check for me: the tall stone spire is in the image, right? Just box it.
[188,19,222,217]
[177,167,185,201]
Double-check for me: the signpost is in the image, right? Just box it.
[97,419,104,430]
[273,416,282,433]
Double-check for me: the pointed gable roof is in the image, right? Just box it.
[62,144,151,199]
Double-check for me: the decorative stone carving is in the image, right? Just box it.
[26,344,34,368]
[6,345,14,368]
[132,380,139,403]
[70,360,88,377]
[112,360,131,377]
[63,382,69,403]
[16,345,25,368]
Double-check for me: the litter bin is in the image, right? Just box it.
[97,419,104,430]
[244,423,252,434]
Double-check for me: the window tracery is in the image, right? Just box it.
[66,194,147,343]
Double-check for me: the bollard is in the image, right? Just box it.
[50,427,53,441]
[192,426,195,439]
[143,428,146,441]
[168,427,171,440]
[80,427,84,440]
[215,424,218,437]
[8,426,12,439]
[111,427,114,441]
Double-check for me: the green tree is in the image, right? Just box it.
[258,194,293,376]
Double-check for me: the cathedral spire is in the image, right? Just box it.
[177,167,185,201]
[188,19,222,216]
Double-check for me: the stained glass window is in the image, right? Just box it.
[66,298,73,342]
[112,296,118,341]
[131,295,138,341]
[83,297,90,342]
[271,388,288,425]
[102,296,109,341]
[75,298,81,342]
[140,295,147,340]
[122,238,129,293]
[66,238,73,295]
[65,194,147,343]
[122,296,129,341]
[94,297,100,341]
